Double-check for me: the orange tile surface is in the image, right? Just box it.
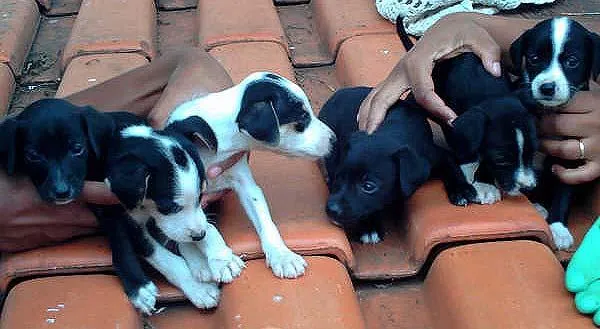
[56,53,149,97]
[312,0,395,57]
[151,257,366,329]
[350,180,552,279]
[0,0,40,76]
[61,0,156,70]
[336,34,405,87]
[197,0,287,52]
[209,42,295,83]
[0,275,141,329]
[425,240,593,329]
[0,64,15,116]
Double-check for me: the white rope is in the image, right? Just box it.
[376,0,556,36]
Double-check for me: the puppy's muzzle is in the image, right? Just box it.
[191,230,206,241]
[539,82,556,97]
[326,200,343,220]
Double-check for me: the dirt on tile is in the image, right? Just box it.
[8,83,58,115]
[157,0,198,10]
[21,16,75,84]
[157,9,197,55]
[295,66,339,112]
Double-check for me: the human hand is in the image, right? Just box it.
[540,90,600,184]
[200,152,247,208]
[357,13,502,133]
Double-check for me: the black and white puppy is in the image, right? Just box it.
[319,87,476,243]
[167,72,335,279]
[510,17,600,249]
[0,99,223,314]
[104,119,238,312]
[397,17,539,203]
[511,17,600,111]
[433,53,539,199]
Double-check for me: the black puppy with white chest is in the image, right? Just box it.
[320,87,474,243]
[510,17,600,250]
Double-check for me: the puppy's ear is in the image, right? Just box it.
[80,107,115,159]
[451,108,488,159]
[106,156,150,209]
[510,30,530,74]
[165,116,218,152]
[236,100,280,145]
[0,117,20,175]
[394,146,431,198]
[589,32,600,80]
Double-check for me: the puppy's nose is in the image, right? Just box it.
[326,200,343,219]
[540,82,556,96]
[191,230,206,241]
[54,185,71,199]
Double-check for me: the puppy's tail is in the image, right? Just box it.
[395,15,416,51]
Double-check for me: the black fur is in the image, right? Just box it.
[319,87,474,240]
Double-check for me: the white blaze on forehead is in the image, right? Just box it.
[531,17,572,107]
[516,128,524,168]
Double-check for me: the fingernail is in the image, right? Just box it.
[492,62,501,76]
[208,167,222,178]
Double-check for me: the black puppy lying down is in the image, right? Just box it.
[320,87,474,243]
[0,99,223,314]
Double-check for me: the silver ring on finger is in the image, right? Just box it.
[578,139,586,160]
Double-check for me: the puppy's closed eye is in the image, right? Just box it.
[157,201,184,215]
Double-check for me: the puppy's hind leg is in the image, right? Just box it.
[92,206,158,315]
[230,158,307,279]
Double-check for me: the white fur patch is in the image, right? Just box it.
[460,162,479,184]
[531,17,571,107]
[129,282,159,315]
[512,129,536,193]
[472,182,502,204]
[550,222,574,250]
[360,231,382,244]
[533,203,549,219]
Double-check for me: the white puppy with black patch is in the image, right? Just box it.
[167,72,335,279]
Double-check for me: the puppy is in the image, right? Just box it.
[398,17,539,203]
[104,119,241,312]
[167,72,335,279]
[0,99,223,314]
[319,87,476,243]
[510,17,600,249]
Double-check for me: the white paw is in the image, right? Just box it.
[472,182,502,204]
[184,282,221,309]
[191,263,214,283]
[533,203,549,219]
[550,222,574,250]
[129,282,159,315]
[360,231,382,244]
[266,248,307,279]
[208,251,246,283]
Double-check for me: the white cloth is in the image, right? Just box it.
[376,0,556,36]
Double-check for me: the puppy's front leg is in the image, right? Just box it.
[230,158,307,279]
[180,223,245,283]
[142,230,221,309]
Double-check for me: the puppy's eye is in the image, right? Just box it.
[527,54,541,66]
[70,143,85,156]
[360,181,378,194]
[294,112,310,132]
[565,55,580,69]
[25,149,43,162]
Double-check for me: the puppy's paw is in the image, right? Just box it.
[472,182,502,204]
[360,231,382,244]
[533,203,549,219]
[550,222,574,250]
[191,263,214,283]
[129,282,159,315]
[266,248,307,279]
[447,183,477,206]
[184,282,221,309]
[208,251,246,283]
